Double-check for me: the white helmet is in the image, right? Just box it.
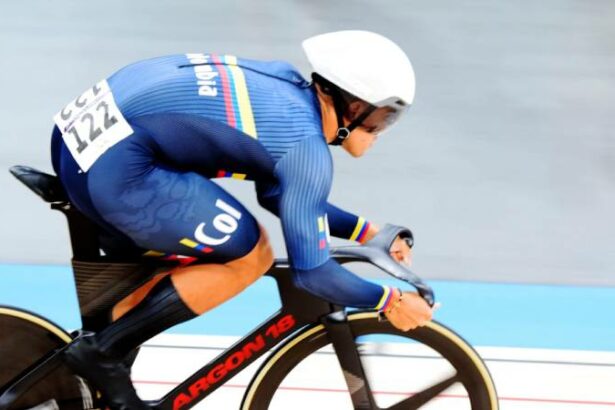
[302,30,416,110]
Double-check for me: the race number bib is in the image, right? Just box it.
[53,80,133,172]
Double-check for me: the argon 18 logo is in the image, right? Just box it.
[172,314,296,410]
[194,199,242,246]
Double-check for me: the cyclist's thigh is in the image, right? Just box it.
[85,135,260,264]
[51,126,143,257]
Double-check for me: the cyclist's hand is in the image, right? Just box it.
[390,235,412,266]
[384,290,432,332]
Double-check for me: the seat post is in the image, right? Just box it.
[9,165,101,260]
[51,202,101,260]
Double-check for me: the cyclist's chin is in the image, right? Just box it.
[342,143,369,158]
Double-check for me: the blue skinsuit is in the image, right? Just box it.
[51,54,389,309]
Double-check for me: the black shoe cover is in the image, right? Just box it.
[64,333,148,410]
[123,347,141,376]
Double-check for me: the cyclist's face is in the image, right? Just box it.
[342,105,395,157]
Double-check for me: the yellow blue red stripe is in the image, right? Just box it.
[180,238,214,254]
[216,170,247,180]
[222,56,243,132]
[375,286,394,310]
[143,250,197,265]
[211,54,237,128]
[223,57,243,131]
[210,54,258,139]
[350,217,371,243]
[224,55,258,139]
[317,216,327,249]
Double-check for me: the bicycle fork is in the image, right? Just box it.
[323,311,378,410]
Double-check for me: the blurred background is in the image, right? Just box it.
[1,0,613,286]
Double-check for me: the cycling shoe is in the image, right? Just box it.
[63,333,148,410]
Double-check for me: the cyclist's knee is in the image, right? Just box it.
[253,226,274,273]
[228,225,274,286]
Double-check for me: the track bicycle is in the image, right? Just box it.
[0,165,499,409]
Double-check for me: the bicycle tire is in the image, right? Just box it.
[242,312,498,410]
[0,306,95,410]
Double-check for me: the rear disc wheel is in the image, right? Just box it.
[0,306,95,409]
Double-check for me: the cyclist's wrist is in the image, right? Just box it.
[384,289,403,314]
[349,217,375,243]
[376,286,401,312]
[362,222,379,243]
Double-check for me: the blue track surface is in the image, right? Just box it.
[1,263,613,351]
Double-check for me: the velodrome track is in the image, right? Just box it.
[131,334,615,409]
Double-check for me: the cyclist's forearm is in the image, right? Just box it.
[293,259,395,309]
[325,203,373,243]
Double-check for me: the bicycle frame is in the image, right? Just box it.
[152,259,367,410]
[2,166,431,410]
[0,255,379,410]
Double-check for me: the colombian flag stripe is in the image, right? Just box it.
[350,217,369,242]
[180,238,213,254]
[317,216,327,249]
[180,238,199,248]
[217,170,247,180]
[224,55,258,139]
[375,286,393,310]
[223,57,243,131]
[211,55,237,128]
[357,222,371,243]
[318,217,325,233]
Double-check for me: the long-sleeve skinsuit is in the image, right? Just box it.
[51,53,394,310]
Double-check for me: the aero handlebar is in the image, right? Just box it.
[331,224,435,307]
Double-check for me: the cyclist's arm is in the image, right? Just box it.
[256,182,375,244]
[274,138,394,309]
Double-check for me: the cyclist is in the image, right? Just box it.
[51,30,433,408]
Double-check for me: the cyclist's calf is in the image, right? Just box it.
[225,224,274,289]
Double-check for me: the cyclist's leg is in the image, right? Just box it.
[51,126,146,259]
[80,143,274,352]
[55,121,274,321]
[57,126,273,407]
[111,224,273,319]
[86,142,274,315]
